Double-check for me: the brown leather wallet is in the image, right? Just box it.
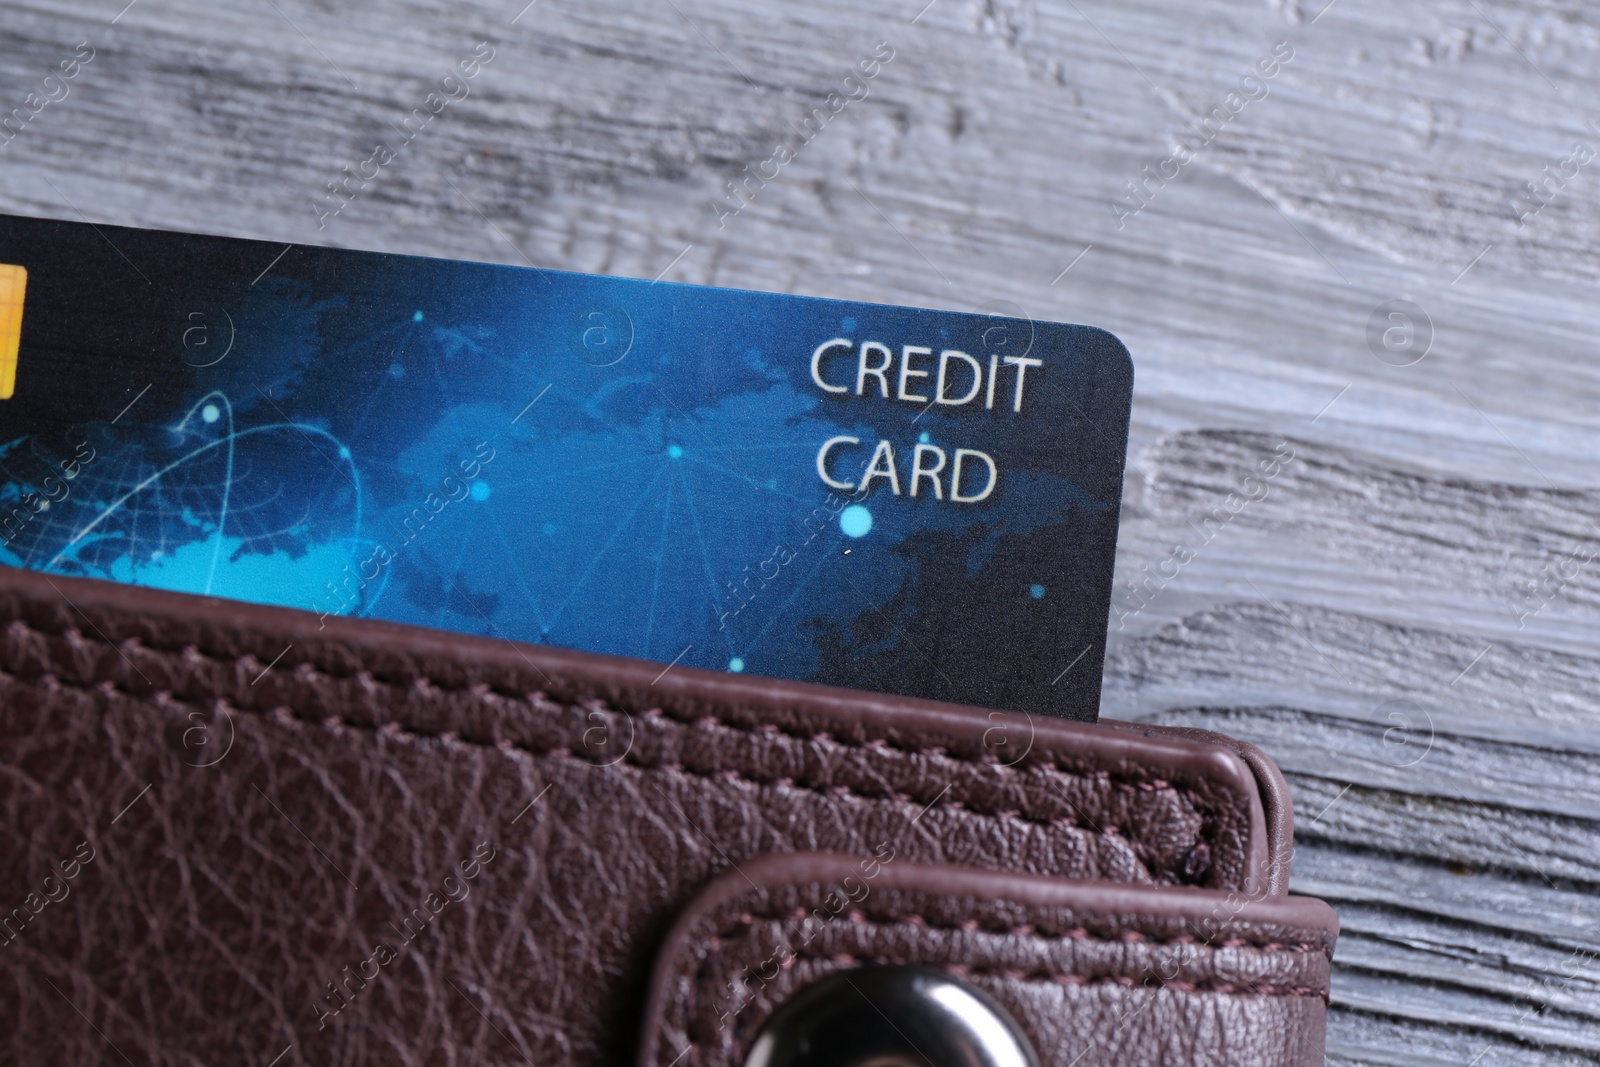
[0,566,1336,1065]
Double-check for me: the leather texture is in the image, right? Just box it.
[643,855,1335,1067]
[0,567,1335,1065]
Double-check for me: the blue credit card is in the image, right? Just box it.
[0,213,1131,719]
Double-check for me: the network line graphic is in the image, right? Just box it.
[1,298,922,681]
[0,224,1127,716]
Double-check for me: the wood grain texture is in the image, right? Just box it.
[1,0,1597,1061]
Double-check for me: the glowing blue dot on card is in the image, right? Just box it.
[840,505,873,538]
[542,522,557,535]
[413,310,424,322]
[667,444,684,459]
[1030,584,1046,599]
[729,657,746,672]
[841,316,857,333]
[918,431,930,444]
[338,446,351,459]
[388,362,406,378]
[201,404,219,424]
[470,481,491,502]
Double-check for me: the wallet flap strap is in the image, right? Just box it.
[644,854,1337,1067]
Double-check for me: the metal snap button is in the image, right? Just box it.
[743,966,1038,1067]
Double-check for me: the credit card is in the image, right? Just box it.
[0,213,1131,720]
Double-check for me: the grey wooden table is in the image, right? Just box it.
[4,0,1597,1062]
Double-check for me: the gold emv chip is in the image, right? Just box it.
[0,265,24,399]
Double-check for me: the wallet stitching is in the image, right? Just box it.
[2,621,1238,879]
[710,908,1331,956]
[676,910,1329,1062]
[702,950,1327,989]
[12,617,1203,792]
[4,668,1206,882]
